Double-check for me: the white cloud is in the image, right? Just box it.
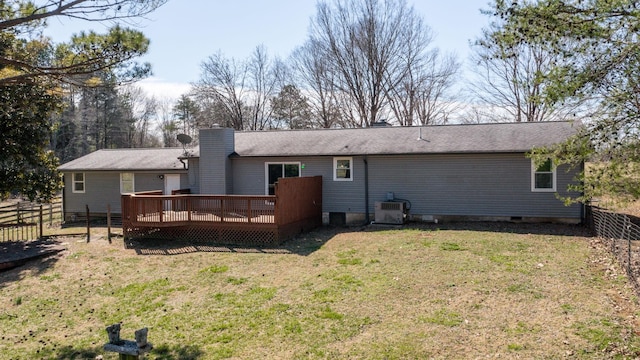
[137,77,192,101]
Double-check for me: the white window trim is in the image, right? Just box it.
[264,162,301,195]
[531,159,556,192]
[120,172,135,194]
[72,172,85,193]
[333,157,353,181]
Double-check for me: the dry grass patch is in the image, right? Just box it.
[613,199,640,219]
[0,223,639,359]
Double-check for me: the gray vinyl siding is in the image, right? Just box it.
[321,157,366,213]
[63,172,123,215]
[229,153,580,220]
[231,157,325,195]
[62,171,186,215]
[134,173,167,192]
[199,128,234,194]
[135,173,188,193]
[366,153,580,219]
[231,158,268,195]
[231,156,366,213]
[188,158,200,194]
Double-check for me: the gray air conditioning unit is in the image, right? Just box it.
[374,201,406,225]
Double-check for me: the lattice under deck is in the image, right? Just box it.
[123,223,280,247]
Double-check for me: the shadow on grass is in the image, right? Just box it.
[125,226,345,257]
[53,345,101,359]
[51,343,204,359]
[385,221,594,237]
[0,239,66,288]
[151,343,205,359]
[123,222,593,257]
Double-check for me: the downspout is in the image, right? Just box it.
[61,176,66,222]
[364,156,369,225]
[179,158,188,170]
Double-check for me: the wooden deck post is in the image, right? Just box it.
[85,205,90,243]
[187,196,192,222]
[220,198,225,223]
[39,205,43,240]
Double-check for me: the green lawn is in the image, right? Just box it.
[1,223,639,359]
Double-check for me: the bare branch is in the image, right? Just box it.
[0,0,167,31]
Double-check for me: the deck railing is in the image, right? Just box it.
[121,176,322,246]
[124,194,276,226]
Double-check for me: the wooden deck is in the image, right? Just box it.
[121,176,322,246]
[135,210,275,225]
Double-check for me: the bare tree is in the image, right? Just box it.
[385,45,459,126]
[468,22,582,122]
[246,46,282,130]
[308,0,456,127]
[457,104,487,125]
[310,0,395,127]
[193,51,247,130]
[414,53,460,125]
[137,95,160,147]
[192,95,236,129]
[290,40,344,128]
[0,0,167,31]
[155,98,179,147]
[119,85,158,147]
[381,8,432,126]
[193,46,283,130]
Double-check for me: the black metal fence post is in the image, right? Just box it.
[107,204,112,244]
[86,205,90,243]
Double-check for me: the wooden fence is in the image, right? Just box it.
[0,197,62,225]
[0,197,62,242]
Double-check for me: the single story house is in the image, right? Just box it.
[58,148,188,221]
[59,121,584,225]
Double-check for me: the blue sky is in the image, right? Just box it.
[45,0,491,99]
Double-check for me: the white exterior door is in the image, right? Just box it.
[164,174,181,195]
[164,174,181,211]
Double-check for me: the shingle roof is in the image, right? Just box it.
[229,121,580,157]
[61,122,580,169]
[58,148,187,171]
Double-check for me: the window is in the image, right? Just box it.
[334,157,352,181]
[72,173,85,193]
[531,159,556,192]
[120,172,135,194]
[265,163,300,195]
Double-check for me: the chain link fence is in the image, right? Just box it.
[586,205,640,294]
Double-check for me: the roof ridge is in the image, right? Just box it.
[232,120,577,134]
[95,147,184,151]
